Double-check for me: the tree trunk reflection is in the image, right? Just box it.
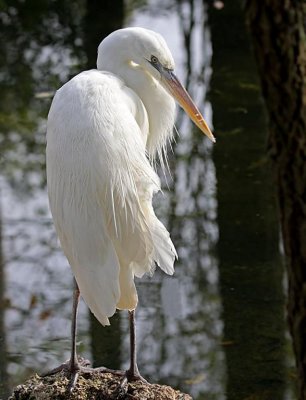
[84,0,124,68]
[0,208,9,398]
[83,0,125,371]
[208,1,287,399]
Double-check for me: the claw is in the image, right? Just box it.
[68,370,79,393]
[41,356,90,377]
[111,369,149,399]
[112,375,129,398]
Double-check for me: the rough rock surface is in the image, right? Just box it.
[8,370,193,400]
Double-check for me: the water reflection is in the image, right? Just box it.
[0,210,9,399]
[0,1,292,400]
[209,2,289,399]
[127,2,224,398]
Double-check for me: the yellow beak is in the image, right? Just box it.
[161,69,215,142]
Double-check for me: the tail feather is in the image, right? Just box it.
[151,218,177,275]
[131,213,177,278]
[54,206,121,326]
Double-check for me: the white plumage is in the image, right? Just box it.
[47,27,214,327]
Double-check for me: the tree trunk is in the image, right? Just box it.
[245,1,306,398]
[83,0,124,68]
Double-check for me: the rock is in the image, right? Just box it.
[8,370,193,400]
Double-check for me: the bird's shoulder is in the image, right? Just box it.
[51,69,148,138]
[55,69,129,106]
[69,69,123,90]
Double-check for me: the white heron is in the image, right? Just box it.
[46,26,215,388]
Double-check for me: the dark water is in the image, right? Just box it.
[0,1,296,399]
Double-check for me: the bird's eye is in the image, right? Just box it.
[150,55,159,64]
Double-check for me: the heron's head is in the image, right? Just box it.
[97,27,215,142]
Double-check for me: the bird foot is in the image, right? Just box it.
[112,368,149,398]
[41,356,91,377]
[125,368,148,383]
[41,357,148,394]
[41,356,125,393]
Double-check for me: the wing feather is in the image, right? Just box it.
[47,69,176,324]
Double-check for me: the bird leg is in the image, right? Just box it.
[125,309,144,381]
[41,279,124,392]
[42,284,148,393]
[41,280,89,388]
[66,280,85,391]
[112,309,148,397]
[69,278,81,370]
[118,309,147,388]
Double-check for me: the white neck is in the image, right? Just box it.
[97,45,176,161]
